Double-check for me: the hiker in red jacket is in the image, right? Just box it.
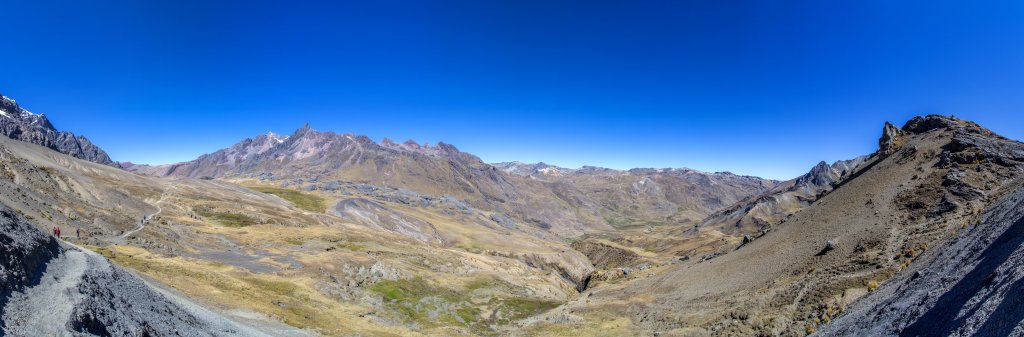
[56,226,61,238]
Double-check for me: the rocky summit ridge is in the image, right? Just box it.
[0,93,119,167]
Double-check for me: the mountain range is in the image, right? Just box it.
[123,123,779,237]
[0,91,1023,336]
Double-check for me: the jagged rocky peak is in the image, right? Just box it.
[284,124,377,146]
[795,160,836,187]
[880,115,970,156]
[220,131,291,163]
[793,155,869,189]
[378,137,448,156]
[0,92,119,167]
[879,121,904,156]
[493,161,574,176]
[0,94,54,129]
[290,122,316,138]
[264,131,287,143]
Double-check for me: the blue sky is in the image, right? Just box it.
[2,0,1023,180]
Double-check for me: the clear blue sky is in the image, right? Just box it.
[2,0,1023,180]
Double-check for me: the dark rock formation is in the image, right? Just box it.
[902,114,960,134]
[795,161,837,187]
[879,121,905,156]
[0,206,61,316]
[0,94,119,167]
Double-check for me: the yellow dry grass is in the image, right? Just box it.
[89,244,421,337]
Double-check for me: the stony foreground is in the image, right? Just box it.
[0,205,307,337]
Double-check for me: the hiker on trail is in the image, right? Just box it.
[52,226,57,236]
[77,227,80,239]
[56,226,61,238]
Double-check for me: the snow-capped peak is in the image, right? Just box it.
[0,95,41,119]
[266,132,287,144]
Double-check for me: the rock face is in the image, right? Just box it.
[0,207,61,311]
[879,121,905,156]
[0,94,119,167]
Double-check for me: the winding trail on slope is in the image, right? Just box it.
[121,186,172,239]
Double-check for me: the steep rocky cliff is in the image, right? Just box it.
[0,94,118,167]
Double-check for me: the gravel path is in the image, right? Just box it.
[1,249,87,336]
[2,229,313,336]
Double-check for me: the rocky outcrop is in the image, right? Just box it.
[879,121,905,156]
[902,114,960,134]
[941,129,1024,168]
[0,94,119,167]
[0,206,61,316]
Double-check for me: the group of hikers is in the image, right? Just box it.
[51,226,81,239]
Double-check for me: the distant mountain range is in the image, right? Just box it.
[122,123,780,236]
